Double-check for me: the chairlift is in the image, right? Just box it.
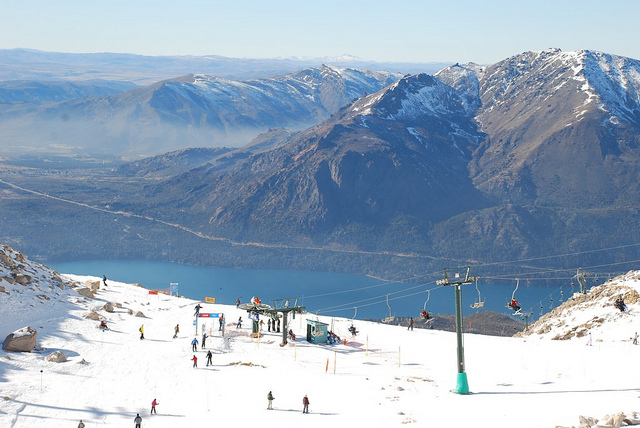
[470,277,485,309]
[382,294,395,323]
[549,295,554,310]
[421,290,433,321]
[507,279,522,313]
[539,302,544,316]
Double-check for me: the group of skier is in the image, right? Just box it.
[267,391,310,413]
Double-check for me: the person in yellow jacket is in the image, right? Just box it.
[139,324,145,340]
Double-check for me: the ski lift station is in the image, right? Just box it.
[306,319,328,344]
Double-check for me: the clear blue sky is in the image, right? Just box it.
[1,0,638,64]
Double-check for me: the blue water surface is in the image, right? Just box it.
[49,260,571,321]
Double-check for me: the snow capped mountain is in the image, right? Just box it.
[0,65,402,158]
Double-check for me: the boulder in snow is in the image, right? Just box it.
[45,350,67,363]
[102,302,114,313]
[76,287,95,298]
[86,310,101,320]
[134,311,146,318]
[2,326,37,352]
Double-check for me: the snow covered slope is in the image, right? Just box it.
[1,243,640,428]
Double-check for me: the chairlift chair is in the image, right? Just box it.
[507,279,521,313]
[470,277,485,309]
[421,290,433,321]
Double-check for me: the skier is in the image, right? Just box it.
[259,319,264,331]
[134,413,142,428]
[302,395,310,413]
[236,297,241,308]
[191,337,199,352]
[99,320,109,330]
[288,329,296,341]
[206,350,213,366]
[237,317,242,329]
[267,391,274,409]
[194,303,203,316]
[268,318,272,332]
[191,355,198,368]
[78,420,85,428]
[139,324,145,340]
[218,315,224,331]
[615,297,627,312]
[348,325,358,336]
[173,324,179,339]
[151,398,158,414]
[202,332,207,349]
[408,317,415,331]
[633,332,638,345]
[102,275,108,287]
[276,318,281,333]
[508,298,521,313]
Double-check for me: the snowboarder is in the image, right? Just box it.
[134,413,142,428]
[194,303,202,316]
[191,337,199,352]
[202,332,207,349]
[348,325,358,336]
[151,398,158,414]
[139,324,145,340]
[78,420,85,428]
[173,324,179,339]
[237,317,242,329]
[191,355,198,368]
[206,350,213,366]
[267,391,274,409]
[302,395,310,413]
[408,317,415,331]
[102,275,108,287]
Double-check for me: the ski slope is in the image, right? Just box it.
[1,271,640,428]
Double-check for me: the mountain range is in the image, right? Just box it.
[1,48,640,281]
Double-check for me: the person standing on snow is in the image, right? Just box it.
[139,324,145,340]
[151,398,158,414]
[302,395,310,413]
[408,317,415,331]
[78,420,85,428]
[191,355,198,368]
[219,315,224,331]
[173,324,179,339]
[134,413,142,428]
[202,332,207,349]
[237,317,242,329]
[102,275,108,287]
[191,337,199,352]
[206,350,213,366]
[267,391,274,409]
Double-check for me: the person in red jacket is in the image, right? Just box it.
[191,355,198,368]
[151,398,158,414]
[302,395,310,413]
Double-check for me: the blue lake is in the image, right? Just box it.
[49,260,575,321]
